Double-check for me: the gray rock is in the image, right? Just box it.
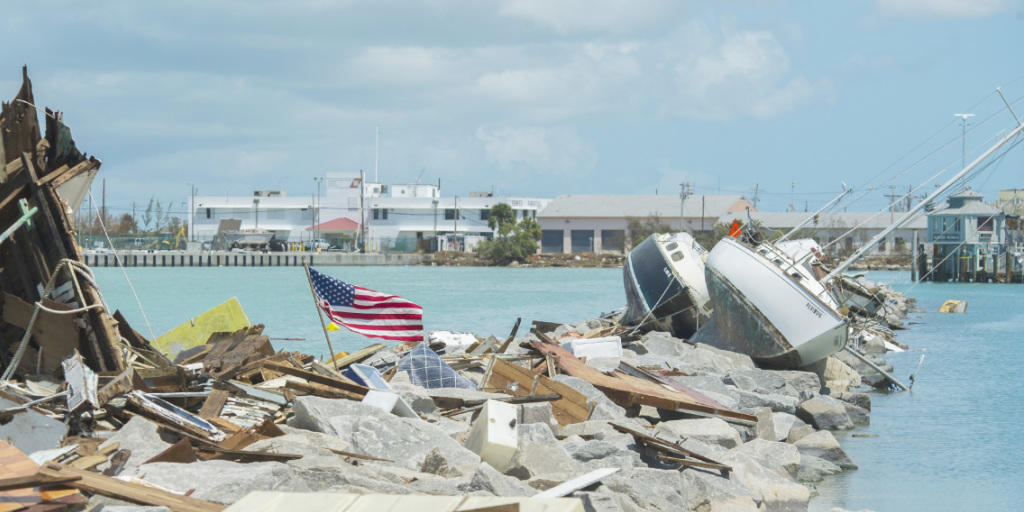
[134,460,311,504]
[518,422,558,445]
[558,420,619,439]
[579,490,646,512]
[552,375,627,420]
[288,396,385,433]
[692,343,756,372]
[735,389,799,415]
[832,391,871,411]
[695,497,760,511]
[786,425,815,444]
[655,418,742,449]
[719,452,810,512]
[244,426,351,457]
[98,416,171,475]
[518,402,558,434]
[102,507,173,512]
[796,454,842,483]
[0,397,67,455]
[459,462,535,496]
[796,395,854,431]
[735,439,801,479]
[793,430,857,470]
[603,467,690,511]
[506,440,579,480]
[722,368,790,397]
[842,402,871,428]
[776,371,822,401]
[755,407,775,441]
[771,413,806,442]
[636,331,688,358]
[420,447,451,476]
[682,469,755,511]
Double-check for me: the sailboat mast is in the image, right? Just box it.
[777,185,850,243]
[825,120,1024,281]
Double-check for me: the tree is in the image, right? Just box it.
[478,203,541,265]
[116,213,137,235]
[141,198,155,233]
[626,215,673,248]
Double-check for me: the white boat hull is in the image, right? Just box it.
[700,238,847,368]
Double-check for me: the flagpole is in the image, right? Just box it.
[303,262,340,370]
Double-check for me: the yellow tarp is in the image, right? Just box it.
[938,299,967,313]
[152,297,250,358]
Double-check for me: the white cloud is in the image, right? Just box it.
[498,0,681,35]
[475,125,595,176]
[876,0,1012,19]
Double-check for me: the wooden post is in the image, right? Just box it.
[911,231,918,282]
[303,263,340,370]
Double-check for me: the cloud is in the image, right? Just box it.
[876,0,1013,19]
[497,0,681,35]
[475,125,595,176]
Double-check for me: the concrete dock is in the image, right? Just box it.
[82,250,429,267]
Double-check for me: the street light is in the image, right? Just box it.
[953,113,974,169]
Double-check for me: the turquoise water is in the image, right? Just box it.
[94,266,1022,511]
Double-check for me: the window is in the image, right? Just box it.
[601,230,625,252]
[541,230,563,253]
[373,209,379,220]
[206,208,211,219]
[382,209,388,220]
[444,209,455,220]
[480,209,489,221]
[977,217,993,232]
[665,242,679,251]
[571,230,594,253]
[670,252,684,262]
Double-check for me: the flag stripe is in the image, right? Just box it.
[310,267,424,342]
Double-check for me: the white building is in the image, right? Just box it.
[537,194,755,254]
[189,173,550,251]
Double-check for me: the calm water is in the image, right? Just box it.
[94,266,1022,511]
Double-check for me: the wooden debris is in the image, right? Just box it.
[197,389,229,420]
[485,358,589,426]
[611,422,731,474]
[328,343,387,369]
[37,462,225,512]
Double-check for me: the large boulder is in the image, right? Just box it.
[719,452,810,512]
[681,469,756,511]
[458,462,535,497]
[602,467,690,512]
[654,418,742,449]
[98,416,171,476]
[133,460,311,504]
[793,430,857,470]
[735,439,801,479]
[796,395,854,431]
[771,413,806,442]
[735,389,799,415]
[795,454,842,483]
[244,425,351,458]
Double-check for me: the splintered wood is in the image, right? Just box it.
[485,358,590,426]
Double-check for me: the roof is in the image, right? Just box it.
[932,188,1002,216]
[717,210,928,230]
[537,194,751,219]
[306,216,360,231]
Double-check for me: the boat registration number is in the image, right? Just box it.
[805,302,823,319]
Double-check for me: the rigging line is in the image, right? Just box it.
[88,190,156,339]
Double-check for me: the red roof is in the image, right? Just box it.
[306,217,360,231]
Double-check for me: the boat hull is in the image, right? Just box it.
[701,238,847,368]
[621,233,709,338]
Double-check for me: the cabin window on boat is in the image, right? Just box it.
[773,259,784,266]
[665,242,679,251]
[791,272,802,280]
[671,251,684,262]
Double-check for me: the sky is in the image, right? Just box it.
[2,0,1023,219]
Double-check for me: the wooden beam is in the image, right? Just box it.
[37,463,225,512]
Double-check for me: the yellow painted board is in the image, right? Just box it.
[152,297,250,358]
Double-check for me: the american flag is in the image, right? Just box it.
[309,268,424,342]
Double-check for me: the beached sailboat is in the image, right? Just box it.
[621,232,712,338]
[697,117,1024,369]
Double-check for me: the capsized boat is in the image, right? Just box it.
[621,232,711,338]
[697,237,848,368]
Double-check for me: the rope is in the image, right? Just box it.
[87,190,156,339]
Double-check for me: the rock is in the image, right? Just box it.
[518,402,558,434]
[603,467,689,511]
[695,497,760,512]
[723,368,804,400]
[420,447,451,476]
[796,395,854,431]
[244,426,351,457]
[842,402,870,427]
[775,371,822,401]
[719,452,810,512]
[693,344,756,372]
[823,356,862,393]
[518,422,558,445]
[735,389,799,415]
[506,440,579,480]
[102,507,173,512]
[288,396,387,434]
[735,439,801,479]
[558,420,618,439]
[459,462,535,496]
[578,490,646,512]
[786,425,815,444]
[754,408,775,441]
[771,413,806,442]
[636,331,688,359]
[654,418,742,450]
[388,384,439,415]
[832,391,871,411]
[134,460,311,504]
[552,375,627,420]
[682,469,755,511]
[0,397,67,455]
[793,430,857,470]
[796,454,842,483]
[98,416,171,475]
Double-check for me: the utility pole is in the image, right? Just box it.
[359,169,366,253]
[188,184,196,242]
[679,182,691,232]
[374,126,381,184]
[752,184,759,209]
[789,181,795,212]
[453,196,459,252]
[101,178,106,226]
[953,113,975,169]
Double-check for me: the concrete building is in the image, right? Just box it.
[926,188,1006,281]
[717,210,928,257]
[537,194,753,254]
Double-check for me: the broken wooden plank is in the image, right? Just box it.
[261,361,369,397]
[610,422,731,474]
[486,359,589,426]
[37,462,225,512]
[197,390,229,420]
[531,341,756,426]
[327,448,393,463]
[327,343,386,369]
